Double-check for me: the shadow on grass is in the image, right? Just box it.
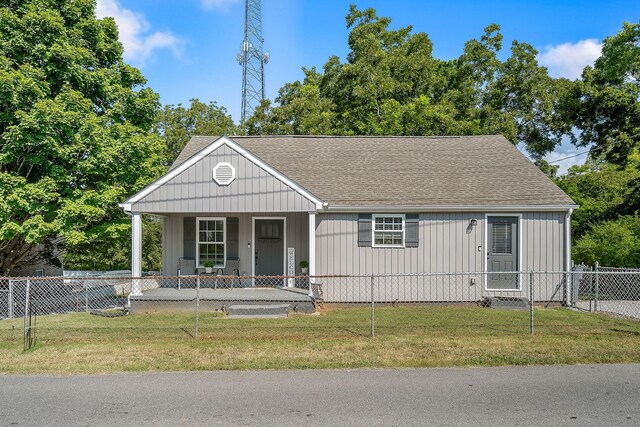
[610,328,640,336]
[181,327,195,339]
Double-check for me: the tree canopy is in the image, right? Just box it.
[571,22,640,166]
[0,0,165,274]
[154,98,237,166]
[247,5,572,159]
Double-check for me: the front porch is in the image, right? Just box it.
[127,211,317,297]
[129,286,315,314]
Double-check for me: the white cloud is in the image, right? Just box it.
[537,39,602,80]
[201,0,242,11]
[96,0,183,67]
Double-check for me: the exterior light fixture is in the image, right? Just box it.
[470,218,478,227]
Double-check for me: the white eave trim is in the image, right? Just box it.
[323,204,579,213]
[120,136,325,212]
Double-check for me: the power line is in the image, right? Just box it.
[547,150,590,164]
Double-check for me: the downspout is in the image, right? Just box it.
[565,208,573,306]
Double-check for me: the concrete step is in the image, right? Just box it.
[486,297,530,310]
[227,304,290,318]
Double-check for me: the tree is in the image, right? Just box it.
[572,21,640,166]
[573,215,640,267]
[63,216,162,271]
[556,156,640,239]
[154,98,237,166]
[247,6,571,158]
[0,0,165,274]
[246,68,335,135]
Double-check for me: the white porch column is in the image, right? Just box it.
[308,212,316,296]
[131,212,143,296]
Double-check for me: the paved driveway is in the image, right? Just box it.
[1,364,639,426]
[575,300,640,320]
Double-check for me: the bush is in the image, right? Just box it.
[573,215,640,267]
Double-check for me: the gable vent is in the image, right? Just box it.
[213,162,236,186]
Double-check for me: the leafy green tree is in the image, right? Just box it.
[246,68,336,135]
[573,215,640,267]
[556,154,640,239]
[63,216,162,271]
[0,0,165,274]
[572,21,640,166]
[154,98,237,166]
[248,6,572,158]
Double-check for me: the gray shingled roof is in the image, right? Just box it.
[170,135,575,207]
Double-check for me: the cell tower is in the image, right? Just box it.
[237,0,269,124]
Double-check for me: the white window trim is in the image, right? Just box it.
[372,214,405,248]
[196,217,226,268]
[484,213,522,292]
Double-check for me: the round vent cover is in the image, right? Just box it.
[212,162,235,186]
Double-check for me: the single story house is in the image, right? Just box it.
[120,135,577,302]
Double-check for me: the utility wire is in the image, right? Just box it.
[547,150,590,164]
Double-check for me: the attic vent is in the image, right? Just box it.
[213,162,235,186]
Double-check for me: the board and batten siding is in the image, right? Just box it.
[131,144,317,213]
[315,212,566,302]
[162,212,309,277]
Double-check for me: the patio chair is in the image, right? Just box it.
[226,258,240,276]
[212,258,240,289]
[177,257,196,290]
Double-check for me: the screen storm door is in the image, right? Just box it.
[254,219,285,286]
[487,216,519,290]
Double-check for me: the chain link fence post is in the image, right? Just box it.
[370,274,375,337]
[8,280,14,319]
[195,275,200,339]
[529,271,534,336]
[84,282,89,312]
[23,279,31,350]
[594,261,599,312]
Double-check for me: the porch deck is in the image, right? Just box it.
[129,287,315,314]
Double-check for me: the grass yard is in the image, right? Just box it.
[1,306,639,374]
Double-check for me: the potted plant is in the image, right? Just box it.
[203,260,214,274]
[299,260,309,275]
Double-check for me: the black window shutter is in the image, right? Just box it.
[405,214,419,248]
[227,217,239,259]
[358,214,372,247]
[183,217,196,259]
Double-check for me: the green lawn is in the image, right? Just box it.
[1,306,639,374]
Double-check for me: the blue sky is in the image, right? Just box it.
[96,0,640,172]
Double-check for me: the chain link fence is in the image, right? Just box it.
[1,266,639,347]
[573,263,640,320]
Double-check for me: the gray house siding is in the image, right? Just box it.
[315,212,566,302]
[131,144,317,213]
[162,212,309,277]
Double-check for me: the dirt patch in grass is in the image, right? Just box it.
[1,306,639,374]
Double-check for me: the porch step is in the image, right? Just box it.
[486,297,530,310]
[227,304,290,318]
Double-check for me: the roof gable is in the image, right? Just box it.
[122,137,322,213]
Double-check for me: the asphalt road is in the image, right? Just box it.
[1,364,639,426]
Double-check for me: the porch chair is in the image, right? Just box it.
[177,257,196,290]
[215,258,240,289]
